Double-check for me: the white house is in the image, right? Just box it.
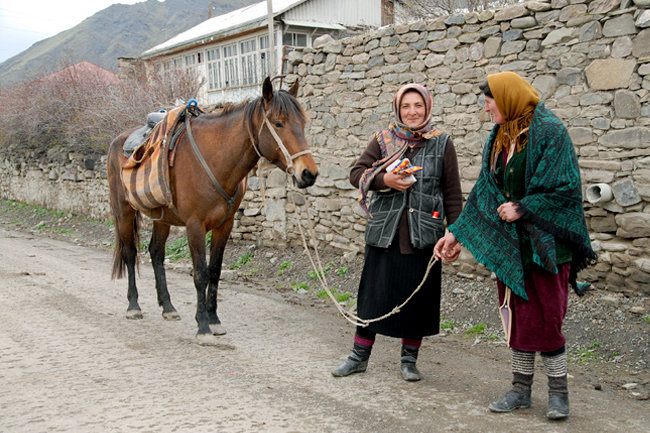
[137,0,397,104]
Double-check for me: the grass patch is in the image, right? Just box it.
[277,261,293,276]
[316,287,352,303]
[291,281,310,291]
[166,237,189,261]
[643,315,650,324]
[230,251,253,270]
[336,266,348,276]
[464,322,486,337]
[575,341,601,364]
[440,318,455,330]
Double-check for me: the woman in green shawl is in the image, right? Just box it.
[434,71,595,420]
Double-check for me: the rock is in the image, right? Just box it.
[532,75,557,99]
[559,4,587,22]
[495,5,528,21]
[588,0,622,13]
[622,383,638,390]
[636,10,650,28]
[612,179,641,207]
[557,67,583,85]
[616,213,650,238]
[541,28,576,46]
[602,14,637,37]
[611,37,633,58]
[585,59,636,90]
[633,29,650,58]
[630,306,646,315]
[313,34,335,49]
[598,127,650,149]
[578,21,603,42]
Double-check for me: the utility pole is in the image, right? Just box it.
[267,0,275,77]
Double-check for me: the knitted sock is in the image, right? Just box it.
[542,348,568,395]
[511,349,535,395]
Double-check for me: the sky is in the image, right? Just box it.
[0,0,146,63]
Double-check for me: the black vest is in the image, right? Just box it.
[365,133,447,249]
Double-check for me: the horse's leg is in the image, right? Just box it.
[186,222,217,345]
[120,211,142,320]
[149,221,180,321]
[207,222,235,335]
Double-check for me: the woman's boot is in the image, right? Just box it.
[542,348,569,420]
[489,349,534,412]
[332,340,372,377]
[400,343,422,381]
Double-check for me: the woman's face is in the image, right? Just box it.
[399,91,426,128]
[484,95,505,125]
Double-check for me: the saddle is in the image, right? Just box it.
[123,110,168,158]
[121,106,187,215]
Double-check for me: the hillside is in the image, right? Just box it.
[0,0,256,86]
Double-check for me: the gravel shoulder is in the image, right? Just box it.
[1,198,648,404]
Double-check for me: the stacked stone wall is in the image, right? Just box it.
[1,0,649,294]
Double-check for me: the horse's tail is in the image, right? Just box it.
[110,210,140,280]
[108,136,141,280]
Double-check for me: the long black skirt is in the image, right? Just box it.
[356,239,442,339]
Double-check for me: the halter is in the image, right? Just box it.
[247,107,312,175]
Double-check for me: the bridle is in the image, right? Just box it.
[247,103,312,176]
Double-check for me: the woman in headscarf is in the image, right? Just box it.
[434,71,595,419]
[332,83,462,381]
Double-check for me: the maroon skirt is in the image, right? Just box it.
[497,263,570,352]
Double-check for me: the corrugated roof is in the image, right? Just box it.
[142,0,308,58]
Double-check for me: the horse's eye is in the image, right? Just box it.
[274,121,284,128]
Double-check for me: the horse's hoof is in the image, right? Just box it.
[126,309,143,320]
[196,333,220,346]
[211,323,227,335]
[162,311,181,321]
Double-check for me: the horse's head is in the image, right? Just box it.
[250,77,318,188]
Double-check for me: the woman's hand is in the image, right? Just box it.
[383,171,415,192]
[497,202,522,222]
[434,232,461,263]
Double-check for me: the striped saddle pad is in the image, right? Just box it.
[121,106,185,213]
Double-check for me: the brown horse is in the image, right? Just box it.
[107,78,318,345]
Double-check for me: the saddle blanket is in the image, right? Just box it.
[121,106,185,213]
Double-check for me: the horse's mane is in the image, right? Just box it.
[203,90,305,124]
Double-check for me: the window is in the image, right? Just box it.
[282,32,307,47]
[206,48,222,90]
[223,43,239,87]
[259,35,271,79]
[240,39,258,86]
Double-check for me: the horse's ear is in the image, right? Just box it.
[288,79,299,97]
[263,77,274,102]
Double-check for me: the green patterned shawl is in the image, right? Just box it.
[449,102,595,300]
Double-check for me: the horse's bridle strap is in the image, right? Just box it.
[249,110,312,175]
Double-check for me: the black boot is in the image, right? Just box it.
[489,372,533,412]
[400,345,422,381]
[547,376,569,420]
[332,342,372,377]
[543,349,569,420]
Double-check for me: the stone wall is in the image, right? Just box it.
[1,0,649,295]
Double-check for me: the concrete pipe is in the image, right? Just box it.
[585,183,613,205]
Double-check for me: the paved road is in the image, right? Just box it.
[0,227,647,432]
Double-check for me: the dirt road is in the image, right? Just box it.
[0,227,647,433]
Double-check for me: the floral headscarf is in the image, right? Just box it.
[390,83,437,147]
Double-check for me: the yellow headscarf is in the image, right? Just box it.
[487,71,540,164]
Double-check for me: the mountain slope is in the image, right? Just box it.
[0,0,256,86]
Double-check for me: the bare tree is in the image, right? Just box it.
[0,60,204,152]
